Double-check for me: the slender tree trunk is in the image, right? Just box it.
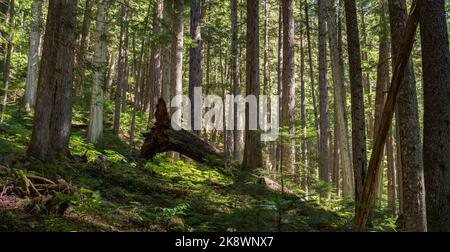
[318,0,329,196]
[304,0,319,148]
[74,0,93,96]
[28,0,77,161]
[242,0,263,170]
[327,0,353,198]
[231,0,243,162]
[420,0,450,232]
[386,129,396,215]
[0,0,14,123]
[373,0,390,204]
[359,4,373,141]
[281,0,295,175]
[262,0,270,169]
[171,0,183,118]
[24,0,43,112]
[344,0,367,203]
[113,4,129,135]
[161,1,172,106]
[189,0,202,134]
[275,2,282,172]
[87,0,109,144]
[354,0,422,230]
[299,2,308,197]
[388,0,427,232]
[121,8,130,113]
[129,3,152,151]
[106,53,116,96]
[146,0,163,119]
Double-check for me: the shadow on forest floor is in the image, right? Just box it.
[0,105,360,232]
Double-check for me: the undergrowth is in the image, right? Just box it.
[0,103,378,232]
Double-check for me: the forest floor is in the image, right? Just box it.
[0,103,390,232]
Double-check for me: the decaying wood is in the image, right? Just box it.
[141,98,225,168]
[354,0,422,231]
[261,177,293,194]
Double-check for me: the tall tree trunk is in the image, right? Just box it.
[113,4,129,136]
[146,0,163,119]
[354,0,422,230]
[105,53,116,96]
[389,0,427,232]
[304,0,319,149]
[420,0,450,232]
[344,0,367,203]
[262,0,270,170]
[299,1,308,197]
[28,0,77,161]
[242,0,263,170]
[189,0,202,134]
[327,0,353,198]
[386,129,396,215]
[87,0,109,144]
[171,0,183,119]
[74,0,93,96]
[161,1,172,106]
[130,3,152,153]
[231,0,243,162]
[0,0,14,123]
[281,0,295,175]
[373,0,390,204]
[24,0,43,112]
[121,7,130,113]
[275,2,282,172]
[318,0,329,196]
[359,4,373,141]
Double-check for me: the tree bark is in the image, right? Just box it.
[170,0,184,129]
[242,0,263,170]
[318,0,329,196]
[304,0,319,148]
[161,1,172,105]
[386,129,396,215]
[28,0,77,162]
[299,0,309,198]
[344,0,367,203]
[359,4,373,141]
[113,4,130,135]
[420,0,450,232]
[373,0,390,203]
[87,0,109,144]
[231,0,243,162]
[189,0,202,134]
[74,0,93,96]
[24,0,43,112]
[327,0,353,199]
[281,0,296,175]
[388,0,426,232]
[354,0,422,230]
[275,2,282,172]
[145,0,163,120]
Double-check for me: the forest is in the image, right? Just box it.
[0,0,449,233]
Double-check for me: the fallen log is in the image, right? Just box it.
[141,98,225,168]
